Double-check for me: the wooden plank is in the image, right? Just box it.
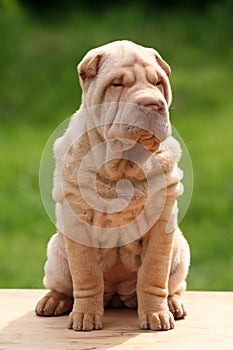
[0,289,232,350]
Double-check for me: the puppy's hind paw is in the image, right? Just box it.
[168,294,187,319]
[35,290,73,316]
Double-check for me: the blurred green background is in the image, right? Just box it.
[0,0,232,290]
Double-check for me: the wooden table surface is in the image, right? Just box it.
[0,289,232,350]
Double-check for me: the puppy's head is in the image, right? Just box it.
[77,40,172,154]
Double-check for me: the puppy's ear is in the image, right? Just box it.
[78,52,104,82]
[154,52,171,77]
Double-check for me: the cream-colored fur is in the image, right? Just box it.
[36,40,190,331]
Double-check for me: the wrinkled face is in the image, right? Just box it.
[78,41,172,154]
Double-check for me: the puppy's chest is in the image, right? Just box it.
[92,176,148,227]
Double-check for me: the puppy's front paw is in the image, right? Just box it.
[139,310,175,331]
[67,311,103,331]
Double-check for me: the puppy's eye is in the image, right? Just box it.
[112,83,123,87]
[111,78,123,87]
[156,81,161,86]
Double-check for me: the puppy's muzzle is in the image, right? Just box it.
[104,102,171,154]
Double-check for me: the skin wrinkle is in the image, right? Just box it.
[145,65,159,86]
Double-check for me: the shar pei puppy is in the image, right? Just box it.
[36,40,190,331]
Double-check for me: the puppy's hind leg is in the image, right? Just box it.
[35,233,73,316]
[168,232,190,320]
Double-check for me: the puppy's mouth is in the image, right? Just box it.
[108,132,159,154]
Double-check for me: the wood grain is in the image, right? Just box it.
[0,289,232,349]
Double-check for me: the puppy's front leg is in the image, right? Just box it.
[137,222,175,331]
[64,236,104,331]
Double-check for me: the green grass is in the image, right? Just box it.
[0,4,232,290]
